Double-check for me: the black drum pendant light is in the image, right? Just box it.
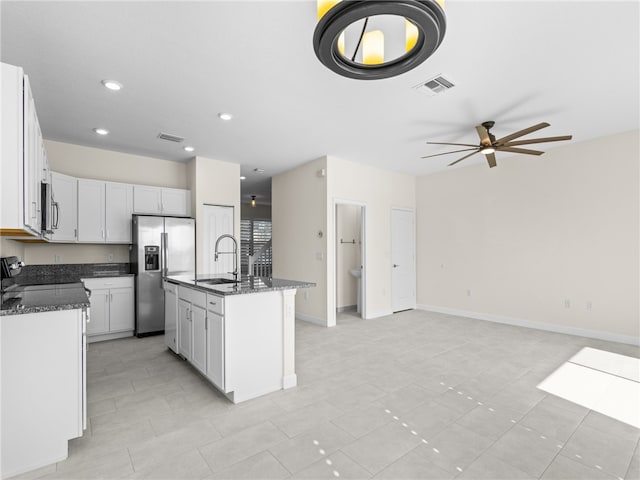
[313,0,446,80]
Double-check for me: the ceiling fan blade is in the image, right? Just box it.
[448,150,479,166]
[486,152,497,168]
[421,147,479,159]
[495,122,550,145]
[426,141,479,147]
[475,125,491,146]
[502,135,572,147]
[498,146,544,156]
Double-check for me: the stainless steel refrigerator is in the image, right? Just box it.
[131,215,195,336]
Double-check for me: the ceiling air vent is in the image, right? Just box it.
[157,132,185,143]
[414,75,455,97]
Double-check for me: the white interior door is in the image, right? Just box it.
[391,208,416,312]
[202,205,234,275]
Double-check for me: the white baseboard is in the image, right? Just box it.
[365,309,394,320]
[282,373,297,389]
[296,312,326,327]
[417,304,640,346]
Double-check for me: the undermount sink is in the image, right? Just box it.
[194,277,237,285]
[349,268,361,279]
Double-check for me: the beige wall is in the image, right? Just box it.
[416,130,640,343]
[3,140,190,265]
[44,140,188,188]
[188,156,241,273]
[336,204,361,309]
[272,157,328,323]
[0,237,25,259]
[273,155,416,326]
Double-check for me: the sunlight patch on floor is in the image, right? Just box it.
[537,347,640,428]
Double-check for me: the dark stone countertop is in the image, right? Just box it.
[166,274,315,296]
[1,282,90,316]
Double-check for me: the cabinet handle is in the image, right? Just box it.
[106,229,110,239]
[209,301,217,306]
[205,317,208,330]
[74,228,77,239]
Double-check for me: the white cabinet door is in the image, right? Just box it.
[108,287,135,332]
[23,76,41,233]
[178,299,192,360]
[164,283,178,353]
[161,188,190,216]
[206,311,225,390]
[133,186,162,214]
[105,182,133,243]
[86,289,109,335]
[78,179,105,242]
[50,172,78,242]
[191,304,207,375]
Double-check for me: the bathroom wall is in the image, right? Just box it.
[336,204,361,309]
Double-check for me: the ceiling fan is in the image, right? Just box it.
[422,121,573,168]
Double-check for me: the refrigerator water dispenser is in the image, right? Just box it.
[144,246,160,271]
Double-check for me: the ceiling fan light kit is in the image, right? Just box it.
[313,0,447,80]
[423,121,573,168]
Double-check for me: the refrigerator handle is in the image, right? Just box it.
[162,232,169,279]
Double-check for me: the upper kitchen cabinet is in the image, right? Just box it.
[78,179,133,243]
[0,62,47,237]
[49,172,78,242]
[133,185,191,217]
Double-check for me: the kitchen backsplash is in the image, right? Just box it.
[2,263,131,289]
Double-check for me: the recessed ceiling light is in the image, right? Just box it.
[183,146,195,152]
[93,128,109,135]
[101,80,122,91]
[218,112,233,121]
[240,176,246,180]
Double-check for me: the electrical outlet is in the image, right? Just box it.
[107,253,114,262]
[564,299,571,309]
[54,254,61,264]
[466,289,472,297]
[586,301,592,311]
[304,291,309,300]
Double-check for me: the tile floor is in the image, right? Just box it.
[14,309,640,480]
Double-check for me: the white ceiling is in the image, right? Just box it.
[1,1,638,204]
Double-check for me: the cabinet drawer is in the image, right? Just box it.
[178,286,206,307]
[206,293,224,315]
[82,276,134,290]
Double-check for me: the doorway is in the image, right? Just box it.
[391,208,416,312]
[334,201,366,324]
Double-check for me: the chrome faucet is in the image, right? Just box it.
[214,234,239,282]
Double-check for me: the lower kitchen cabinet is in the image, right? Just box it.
[82,276,134,342]
[190,303,207,375]
[178,298,192,361]
[164,281,178,352]
[177,286,206,368]
[1,308,87,478]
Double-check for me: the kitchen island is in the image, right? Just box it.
[165,274,314,403]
